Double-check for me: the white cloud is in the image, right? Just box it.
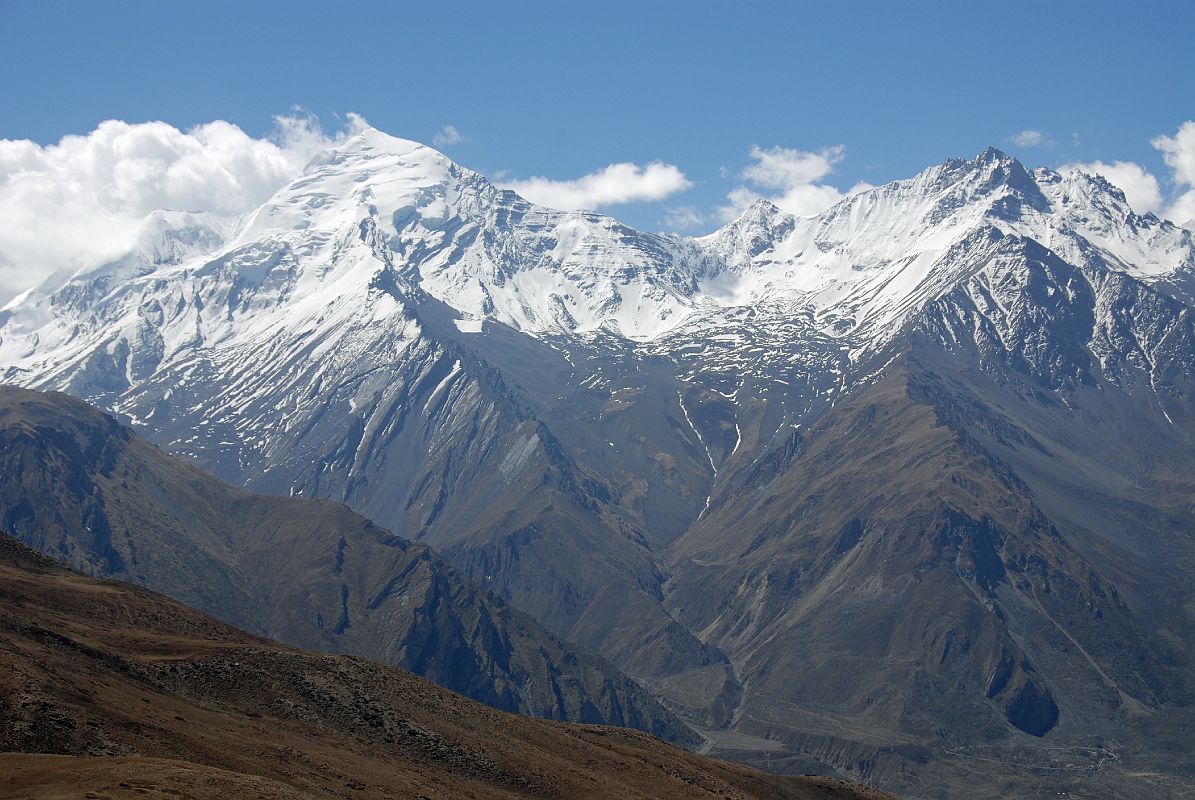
[659,206,706,232]
[502,162,691,211]
[0,112,367,300]
[718,144,872,222]
[1166,190,1195,228]
[432,125,463,147]
[742,144,844,189]
[1061,159,1163,215]
[1153,121,1195,225]
[1010,130,1050,148]
[1153,121,1195,185]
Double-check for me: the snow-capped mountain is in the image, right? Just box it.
[3,129,1195,799]
[3,132,1190,401]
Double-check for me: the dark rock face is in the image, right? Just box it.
[1005,680,1059,737]
[0,386,695,746]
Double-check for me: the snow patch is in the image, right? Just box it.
[453,319,484,333]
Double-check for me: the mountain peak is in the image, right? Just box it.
[701,197,797,261]
[932,145,1049,219]
[975,145,1018,165]
[234,129,469,245]
[297,127,458,182]
[338,126,437,159]
[744,196,785,216]
[935,146,1030,184]
[730,197,791,228]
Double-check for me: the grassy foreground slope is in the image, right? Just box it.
[0,533,892,800]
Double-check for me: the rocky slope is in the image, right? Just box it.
[663,225,1195,795]
[0,385,692,744]
[0,532,892,800]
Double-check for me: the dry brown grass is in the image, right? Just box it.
[0,535,892,800]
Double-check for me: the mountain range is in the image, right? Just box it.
[2,129,1194,798]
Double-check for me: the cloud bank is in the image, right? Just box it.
[1153,121,1195,225]
[0,112,367,301]
[502,162,691,211]
[432,125,463,147]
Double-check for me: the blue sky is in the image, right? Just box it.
[2,0,1194,238]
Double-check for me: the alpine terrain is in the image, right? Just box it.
[3,129,1194,798]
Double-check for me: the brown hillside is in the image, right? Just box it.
[0,534,892,800]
